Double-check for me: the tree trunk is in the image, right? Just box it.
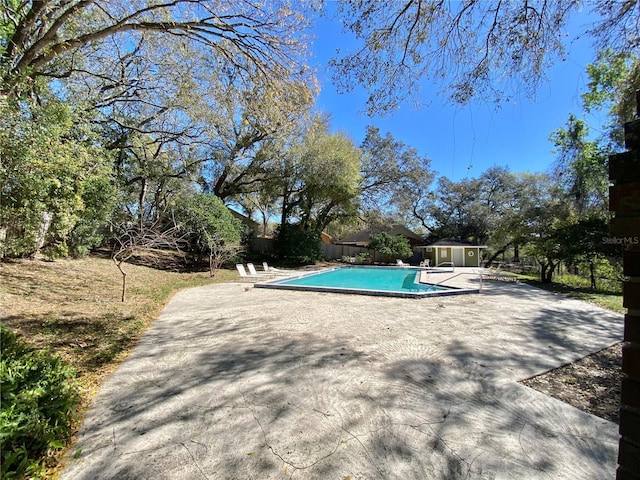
[138,178,147,223]
[545,260,555,283]
[34,211,53,251]
[484,243,511,268]
[540,263,547,283]
[113,258,127,302]
[545,268,554,283]
[121,271,127,302]
[589,261,597,290]
[540,260,555,283]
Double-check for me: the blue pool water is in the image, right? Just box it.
[255,266,454,297]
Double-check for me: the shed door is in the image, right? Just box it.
[464,248,479,267]
[437,248,449,265]
[451,249,464,267]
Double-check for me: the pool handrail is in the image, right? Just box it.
[435,261,455,272]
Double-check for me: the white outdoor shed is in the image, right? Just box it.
[418,240,487,268]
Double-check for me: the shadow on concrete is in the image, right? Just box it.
[62,283,621,480]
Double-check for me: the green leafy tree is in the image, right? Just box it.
[557,216,616,289]
[237,188,280,238]
[76,35,315,225]
[113,131,202,224]
[172,193,243,276]
[1,1,317,240]
[425,176,482,243]
[423,169,525,247]
[428,167,577,282]
[66,170,120,257]
[517,177,574,283]
[276,117,362,234]
[550,114,609,216]
[0,96,116,258]
[296,125,361,232]
[368,232,412,263]
[193,59,315,202]
[483,171,553,266]
[542,52,638,284]
[582,49,640,147]
[273,223,323,264]
[360,126,435,227]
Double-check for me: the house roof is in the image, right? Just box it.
[228,209,260,231]
[337,225,423,245]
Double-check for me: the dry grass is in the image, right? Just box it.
[0,254,237,401]
[1,253,239,478]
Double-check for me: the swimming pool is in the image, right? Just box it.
[254,266,474,298]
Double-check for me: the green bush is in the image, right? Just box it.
[0,97,117,259]
[274,224,323,264]
[368,232,413,261]
[172,193,243,258]
[0,325,81,479]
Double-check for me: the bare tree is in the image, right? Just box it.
[1,0,313,97]
[111,221,186,302]
[330,0,640,114]
[205,231,243,277]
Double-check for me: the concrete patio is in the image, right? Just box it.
[61,276,623,479]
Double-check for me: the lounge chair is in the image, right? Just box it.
[479,265,519,282]
[247,263,275,278]
[396,259,410,266]
[262,262,296,275]
[236,264,264,282]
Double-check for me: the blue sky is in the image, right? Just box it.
[308,7,606,182]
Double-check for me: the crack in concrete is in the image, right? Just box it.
[241,393,342,472]
[516,422,555,478]
[337,423,386,478]
[180,441,210,480]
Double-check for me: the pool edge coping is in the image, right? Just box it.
[253,266,480,298]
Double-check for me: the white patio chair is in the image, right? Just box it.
[236,264,263,282]
[247,263,275,278]
[262,262,296,275]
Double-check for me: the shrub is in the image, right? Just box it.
[0,325,81,479]
[0,98,116,259]
[274,224,323,264]
[368,232,412,261]
[172,194,242,259]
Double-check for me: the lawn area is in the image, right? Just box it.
[521,273,624,314]
[1,253,238,392]
[0,253,238,478]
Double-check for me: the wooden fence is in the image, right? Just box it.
[249,238,410,263]
[321,244,386,263]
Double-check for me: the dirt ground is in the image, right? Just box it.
[521,342,622,424]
